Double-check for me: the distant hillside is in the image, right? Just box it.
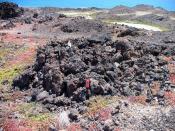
[110,5,133,14]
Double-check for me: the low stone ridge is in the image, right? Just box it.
[13,33,175,103]
[60,17,107,33]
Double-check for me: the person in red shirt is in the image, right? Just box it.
[85,79,91,99]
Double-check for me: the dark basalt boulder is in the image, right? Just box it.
[117,27,139,37]
[87,33,111,43]
[0,2,23,19]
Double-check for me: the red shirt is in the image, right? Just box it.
[85,79,91,89]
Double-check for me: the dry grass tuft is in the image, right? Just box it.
[85,96,113,117]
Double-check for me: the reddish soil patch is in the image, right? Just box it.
[170,74,175,85]
[0,24,47,68]
[164,91,175,107]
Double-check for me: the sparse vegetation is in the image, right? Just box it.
[89,12,97,19]
[0,44,36,88]
[85,96,115,117]
[1,102,55,131]
[0,66,23,85]
[17,103,53,121]
[0,48,10,60]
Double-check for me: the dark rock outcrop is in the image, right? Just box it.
[61,17,107,33]
[13,33,175,103]
[0,2,23,19]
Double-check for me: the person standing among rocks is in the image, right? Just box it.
[85,79,91,99]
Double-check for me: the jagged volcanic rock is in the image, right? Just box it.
[13,30,175,103]
[0,2,23,19]
[60,17,108,33]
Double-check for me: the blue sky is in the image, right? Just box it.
[2,0,175,11]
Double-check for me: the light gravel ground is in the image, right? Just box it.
[170,17,175,20]
[57,11,101,19]
[113,22,162,31]
[135,11,152,16]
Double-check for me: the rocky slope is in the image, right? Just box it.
[0,2,175,131]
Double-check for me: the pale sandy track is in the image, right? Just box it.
[113,22,162,31]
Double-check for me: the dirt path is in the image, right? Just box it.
[113,22,162,31]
